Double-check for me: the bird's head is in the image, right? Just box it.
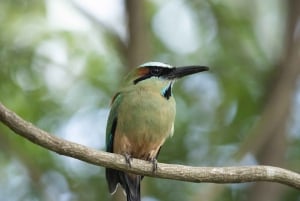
[124,61,209,99]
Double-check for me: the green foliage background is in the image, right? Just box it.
[0,1,300,201]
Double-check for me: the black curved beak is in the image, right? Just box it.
[166,65,209,79]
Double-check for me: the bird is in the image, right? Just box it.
[105,61,209,201]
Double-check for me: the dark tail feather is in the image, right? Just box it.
[119,172,141,201]
[106,168,141,201]
[106,168,119,194]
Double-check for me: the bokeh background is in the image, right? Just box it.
[1,0,300,201]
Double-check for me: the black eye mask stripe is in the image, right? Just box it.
[133,67,174,85]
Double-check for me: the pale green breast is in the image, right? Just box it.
[117,80,176,144]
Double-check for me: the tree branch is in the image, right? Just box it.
[0,102,300,190]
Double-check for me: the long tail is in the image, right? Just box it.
[106,168,141,201]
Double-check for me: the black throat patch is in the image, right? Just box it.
[161,83,172,100]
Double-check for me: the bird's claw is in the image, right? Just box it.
[123,154,158,172]
[150,158,158,173]
[124,153,132,168]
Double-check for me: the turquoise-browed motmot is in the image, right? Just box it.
[105,62,209,201]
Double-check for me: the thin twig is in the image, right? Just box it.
[0,102,300,190]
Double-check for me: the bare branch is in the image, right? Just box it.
[0,102,300,190]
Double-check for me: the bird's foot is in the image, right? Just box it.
[123,153,132,168]
[149,158,158,173]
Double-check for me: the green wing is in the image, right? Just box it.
[106,92,122,152]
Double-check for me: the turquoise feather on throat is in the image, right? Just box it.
[160,82,173,100]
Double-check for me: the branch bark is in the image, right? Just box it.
[0,102,300,190]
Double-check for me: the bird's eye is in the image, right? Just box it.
[150,67,162,76]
